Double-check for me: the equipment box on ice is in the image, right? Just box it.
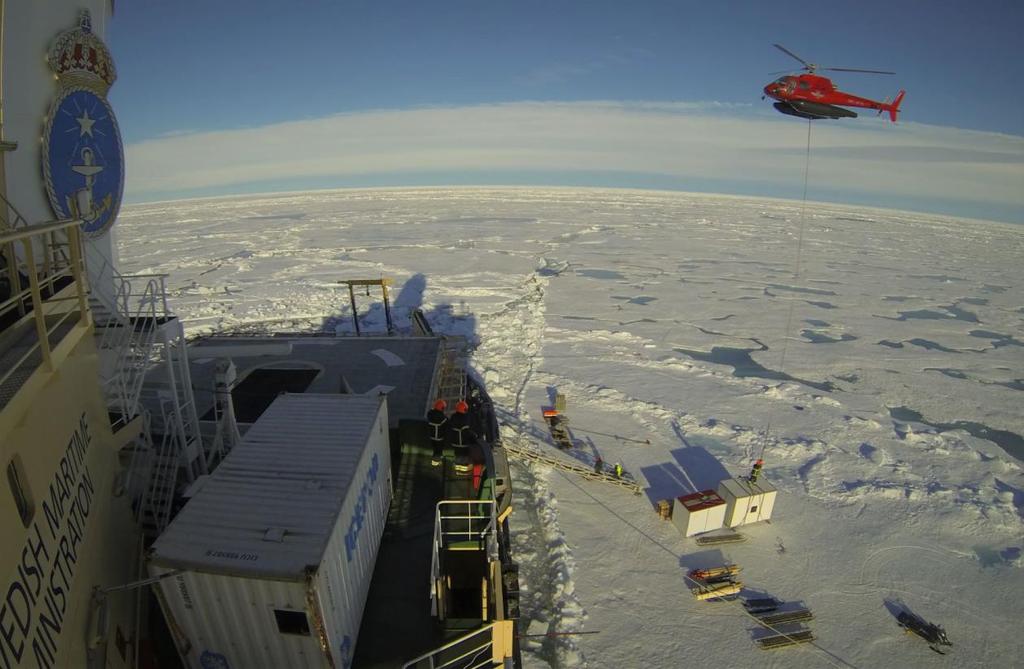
[672,489,727,537]
[717,476,776,528]
[148,393,392,669]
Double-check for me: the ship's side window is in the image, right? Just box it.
[7,455,35,527]
[273,609,311,636]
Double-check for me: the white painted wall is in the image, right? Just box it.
[2,0,121,278]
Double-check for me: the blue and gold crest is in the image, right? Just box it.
[42,11,123,237]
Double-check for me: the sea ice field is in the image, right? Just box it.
[118,187,1024,668]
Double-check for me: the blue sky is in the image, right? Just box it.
[108,1,1024,222]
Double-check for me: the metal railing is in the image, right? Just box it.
[0,218,88,400]
[137,396,183,533]
[2,191,79,310]
[80,238,173,430]
[400,622,506,669]
[84,237,170,319]
[434,499,497,550]
[430,500,499,617]
[97,275,163,426]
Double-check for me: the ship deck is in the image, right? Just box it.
[355,421,447,667]
[145,332,508,666]
[174,334,460,665]
[171,333,445,427]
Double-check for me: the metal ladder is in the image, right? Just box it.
[502,436,642,494]
[137,324,206,484]
[436,336,468,406]
[137,398,184,535]
[84,239,167,429]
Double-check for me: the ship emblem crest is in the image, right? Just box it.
[42,10,124,237]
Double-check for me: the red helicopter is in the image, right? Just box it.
[764,44,905,122]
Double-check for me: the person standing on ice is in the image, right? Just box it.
[447,400,476,452]
[614,462,623,478]
[594,456,604,474]
[427,399,448,465]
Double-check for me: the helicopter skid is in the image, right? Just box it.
[773,101,858,120]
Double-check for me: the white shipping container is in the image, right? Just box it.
[671,490,727,537]
[149,393,393,669]
[717,476,777,528]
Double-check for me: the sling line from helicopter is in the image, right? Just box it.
[752,44,904,468]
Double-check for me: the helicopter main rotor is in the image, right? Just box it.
[773,43,894,75]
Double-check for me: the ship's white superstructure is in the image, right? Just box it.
[1,4,145,668]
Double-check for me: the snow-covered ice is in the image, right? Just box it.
[118,187,1024,668]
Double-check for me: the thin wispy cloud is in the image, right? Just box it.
[125,101,1024,221]
[517,47,656,86]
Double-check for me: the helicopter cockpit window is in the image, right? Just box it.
[774,78,795,93]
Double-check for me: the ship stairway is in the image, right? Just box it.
[430,500,502,618]
[436,335,468,406]
[128,328,206,536]
[400,621,516,669]
[84,239,175,430]
[502,435,643,494]
[140,402,183,535]
[418,500,516,668]
[137,343,206,482]
[119,408,178,536]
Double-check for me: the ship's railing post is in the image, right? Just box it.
[347,282,360,336]
[2,240,25,317]
[430,506,443,614]
[67,225,90,327]
[21,237,53,370]
[400,622,502,668]
[381,278,394,334]
[159,274,168,315]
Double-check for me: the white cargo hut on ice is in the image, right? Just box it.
[149,393,392,669]
[672,489,727,537]
[717,476,777,528]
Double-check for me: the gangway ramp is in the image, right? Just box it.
[503,436,641,495]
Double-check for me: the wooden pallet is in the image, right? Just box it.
[693,581,742,601]
[758,608,814,626]
[695,532,746,546]
[757,630,815,650]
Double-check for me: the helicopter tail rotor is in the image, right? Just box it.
[887,90,906,122]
